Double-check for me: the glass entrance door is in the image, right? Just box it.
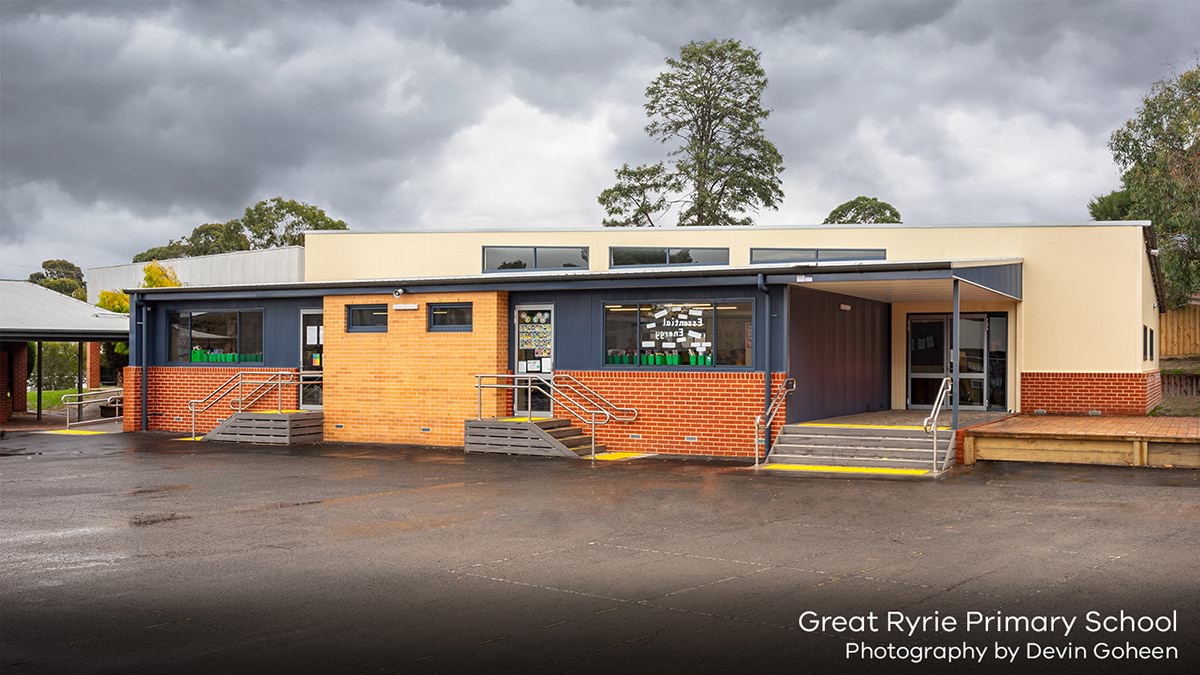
[300,310,323,409]
[513,305,554,417]
[907,313,1002,411]
[908,317,948,407]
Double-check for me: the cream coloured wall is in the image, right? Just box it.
[1141,248,1162,372]
[304,223,1152,377]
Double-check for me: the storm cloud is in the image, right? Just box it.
[1,0,1197,278]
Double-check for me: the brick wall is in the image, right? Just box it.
[1020,372,1162,416]
[86,342,102,389]
[122,366,299,434]
[321,292,509,446]
[1,344,11,424]
[558,370,788,458]
[11,342,27,413]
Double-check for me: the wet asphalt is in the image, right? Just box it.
[1,430,1198,674]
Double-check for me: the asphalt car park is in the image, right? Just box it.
[2,430,1198,673]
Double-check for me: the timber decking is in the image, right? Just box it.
[964,414,1200,468]
[464,418,604,459]
[204,411,324,445]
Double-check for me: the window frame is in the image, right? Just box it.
[749,247,887,264]
[481,246,590,273]
[609,246,730,268]
[428,302,474,333]
[346,304,389,334]
[165,307,266,365]
[601,297,755,371]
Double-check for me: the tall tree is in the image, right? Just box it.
[598,39,785,227]
[823,196,902,224]
[1087,188,1134,221]
[1108,62,1199,308]
[132,198,345,262]
[28,259,86,300]
[241,197,348,248]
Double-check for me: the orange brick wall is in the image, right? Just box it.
[122,366,299,433]
[86,342,102,389]
[8,342,28,415]
[558,370,787,458]
[321,292,509,446]
[1020,371,1161,416]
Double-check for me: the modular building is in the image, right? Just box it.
[121,221,1164,461]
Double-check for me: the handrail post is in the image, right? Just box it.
[590,412,596,465]
[477,375,483,420]
[277,373,282,413]
[526,376,532,422]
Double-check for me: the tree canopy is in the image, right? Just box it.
[1087,188,1134,221]
[823,196,902,224]
[132,197,346,262]
[1105,62,1199,307]
[28,259,86,300]
[97,261,182,315]
[598,39,785,227]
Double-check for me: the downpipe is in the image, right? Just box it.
[757,274,772,465]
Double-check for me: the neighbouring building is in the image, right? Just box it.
[120,221,1166,460]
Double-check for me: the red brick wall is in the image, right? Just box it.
[558,370,788,458]
[1020,372,1161,416]
[86,342,102,389]
[122,366,299,434]
[10,343,28,414]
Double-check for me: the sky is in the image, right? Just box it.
[1,0,1197,280]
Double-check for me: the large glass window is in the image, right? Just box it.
[750,248,886,264]
[610,247,729,267]
[428,303,473,332]
[604,300,752,367]
[347,305,388,333]
[168,310,264,363]
[483,246,588,272]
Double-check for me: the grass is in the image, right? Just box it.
[1161,357,1200,375]
[25,388,95,410]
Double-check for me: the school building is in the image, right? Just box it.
[120,221,1167,474]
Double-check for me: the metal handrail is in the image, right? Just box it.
[61,388,124,428]
[552,373,638,422]
[754,377,796,467]
[473,374,637,463]
[187,371,297,440]
[922,377,953,472]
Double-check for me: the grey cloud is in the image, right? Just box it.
[1,0,1197,276]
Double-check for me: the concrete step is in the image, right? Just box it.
[556,434,597,448]
[769,443,951,461]
[572,444,607,457]
[766,453,947,470]
[532,418,572,430]
[782,424,941,439]
[773,434,949,449]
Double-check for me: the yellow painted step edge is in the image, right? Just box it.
[591,452,653,461]
[796,423,950,431]
[42,429,108,435]
[759,463,930,476]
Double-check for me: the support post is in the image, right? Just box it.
[36,341,43,421]
[757,274,773,454]
[952,279,960,433]
[77,341,84,395]
[140,303,149,432]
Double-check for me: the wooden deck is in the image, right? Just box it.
[964,415,1200,468]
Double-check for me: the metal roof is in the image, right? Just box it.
[303,221,1151,235]
[0,281,130,341]
[129,257,1024,297]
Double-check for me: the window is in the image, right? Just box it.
[1144,325,1149,361]
[1149,328,1155,361]
[750,248,886,264]
[167,310,264,363]
[610,247,730,267]
[429,303,473,332]
[604,300,752,367]
[483,246,588,272]
[347,304,388,333]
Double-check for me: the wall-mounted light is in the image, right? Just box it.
[1150,249,1160,257]
[839,303,852,312]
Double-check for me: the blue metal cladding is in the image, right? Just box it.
[955,263,1022,299]
[135,296,323,367]
[509,285,786,372]
[786,287,890,423]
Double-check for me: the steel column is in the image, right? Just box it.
[952,279,960,432]
[36,341,43,421]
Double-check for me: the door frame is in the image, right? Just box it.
[299,308,324,411]
[906,313,989,411]
[512,303,555,417]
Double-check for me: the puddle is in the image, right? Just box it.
[130,513,192,527]
[125,484,192,496]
